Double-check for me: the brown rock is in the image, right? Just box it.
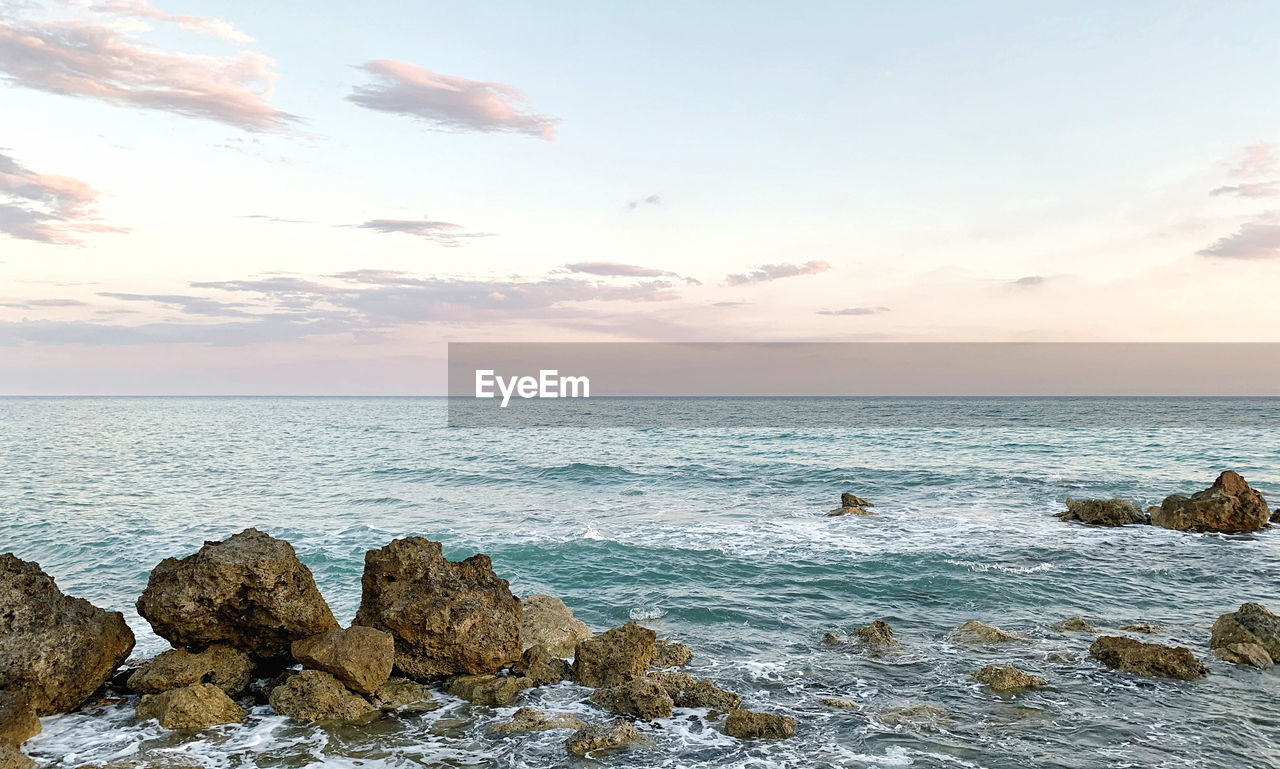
[841,493,874,508]
[354,538,521,679]
[949,620,1023,644]
[443,674,530,706]
[972,664,1046,692]
[1089,636,1207,680]
[520,594,592,658]
[135,683,245,730]
[1210,603,1280,662]
[850,619,897,649]
[0,691,39,747]
[651,671,742,710]
[268,669,378,723]
[489,706,586,734]
[135,529,337,658]
[371,677,437,712]
[826,505,874,516]
[1055,498,1148,526]
[589,677,673,720]
[292,626,393,696]
[875,703,953,729]
[724,708,796,739]
[1121,623,1163,634]
[573,621,655,688]
[1215,642,1272,668]
[650,640,692,668]
[819,697,859,709]
[511,645,570,686]
[0,553,135,715]
[1054,617,1096,633]
[565,719,639,757]
[0,745,34,769]
[1151,471,1270,533]
[127,644,253,697]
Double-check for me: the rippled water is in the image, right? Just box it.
[3,397,1279,769]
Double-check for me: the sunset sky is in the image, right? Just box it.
[2,1,1280,393]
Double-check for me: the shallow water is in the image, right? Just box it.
[3,397,1279,769]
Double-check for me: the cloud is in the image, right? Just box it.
[0,13,292,131]
[348,60,557,139]
[351,217,492,246]
[97,292,255,317]
[1197,213,1280,260]
[725,260,831,286]
[0,298,89,308]
[89,0,253,43]
[239,214,310,224]
[1209,181,1279,199]
[0,149,123,244]
[817,306,890,315]
[1009,275,1045,287]
[711,301,749,308]
[564,261,665,278]
[626,194,662,210]
[1230,143,1277,178]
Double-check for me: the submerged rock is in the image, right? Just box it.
[875,703,953,729]
[520,594,592,658]
[127,644,253,697]
[589,677,673,720]
[268,669,378,723]
[0,745,34,769]
[0,691,40,747]
[565,719,639,756]
[135,683,245,730]
[292,625,394,696]
[1054,617,1097,633]
[972,664,1046,692]
[651,671,741,710]
[650,639,693,668]
[0,553,135,715]
[444,674,530,707]
[949,620,1024,644]
[1151,471,1270,533]
[819,697,859,709]
[1056,498,1148,527]
[371,677,436,712]
[1120,623,1162,634]
[135,528,337,658]
[1210,603,1280,666]
[511,645,571,686]
[1089,636,1206,680]
[573,622,655,688]
[354,537,521,679]
[724,708,796,739]
[489,706,586,734]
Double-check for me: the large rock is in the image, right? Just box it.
[589,677,673,720]
[948,620,1024,644]
[0,691,39,747]
[972,664,1046,692]
[724,708,796,739]
[565,719,639,757]
[573,622,655,688]
[1215,643,1272,668]
[135,683,245,730]
[1210,603,1280,665]
[371,677,436,712]
[127,644,253,697]
[292,626,393,696]
[651,671,741,710]
[1151,471,1270,533]
[520,594,592,657]
[850,619,897,649]
[443,674,530,706]
[511,644,571,686]
[650,640,692,668]
[0,745,34,769]
[489,706,585,734]
[0,553,135,715]
[1056,498,1148,526]
[354,538,521,679]
[268,669,378,723]
[1089,636,1207,680]
[135,529,338,658]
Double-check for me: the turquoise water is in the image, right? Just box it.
[3,397,1279,768]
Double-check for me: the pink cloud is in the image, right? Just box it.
[725,260,831,286]
[1209,181,1279,199]
[352,217,492,246]
[0,149,125,245]
[1197,212,1280,260]
[90,0,253,43]
[564,262,666,278]
[1230,143,1277,178]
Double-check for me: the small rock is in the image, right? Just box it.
[371,677,436,712]
[826,505,874,516]
[724,708,796,739]
[573,622,655,688]
[650,671,741,710]
[821,632,842,645]
[0,745,34,769]
[650,640,692,668]
[1045,652,1077,664]
[949,620,1024,644]
[520,594,592,658]
[1054,617,1096,633]
[972,664,1046,692]
[444,674,530,707]
[565,719,639,757]
[1210,603,1280,663]
[135,683,245,730]
[1055,498,1148,527]
[511,644,571,686]
[1151,471,1271,533]
[850,619,897,649]
[0,691,40,746]
[489,706,586,734]
[875,703,953,729]
[127,644,253,697]
[1089,636,1207,680]
[841,493,874,508]
[1214,642,1272,668]
[292,625,394,696]
[1120,623,1162,634]
[819,697,859,709]
[268,669,379,723]
[589,677,673,720]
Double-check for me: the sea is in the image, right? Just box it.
[2,396,1278,769]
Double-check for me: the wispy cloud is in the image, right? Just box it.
[816,306,889,315]
[89,0,253,43]
[348,60,557,139]
[238,214,310,224]
[98,292,255,317]
[564,261,666,278]
[626,194,661,210]
[1209,181,1279,199]
[1197,212,1280,260]
[351,217,492,246]
[1230,143,1277,178]
[1009,275,1045,288]
[0,149,123,244]
[725,260,830,286]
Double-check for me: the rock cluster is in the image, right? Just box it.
[1056,498,1148,527]
[1210,603,1279,668]
[1058,471,1271,533]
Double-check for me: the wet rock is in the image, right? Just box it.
[127,644,253,697]
[565,719,639,757]
[1089,636,1207,680]
[842,493,874,508]
[511,645,570,686]
[1272,508,1280,523]
[135,683,245,730]
[650,640,692,669]
[1120,623,1162,634]
[0,691,39,747]
[651,672,742,710]
[573,621,655,688]
[819,697,859,709]
[724,708,796,739]
[371,677,437,712]
[589,677,673,720]
[1046,652,1077,664]
[972,664,1046,692]
[444,674,530,707]
[354,538,521,679]
[875,703,953,729]
[520,594,592,658]
[268,669,378,723]
[1054,617,1096,633]
[1055,498,1148,527]
[136,529,337,658]
[827,504,875,516]
[489,706,586,734]
[850,619,897,649]
[949,620,1024,644]
[1210,603,1280,663]
[821,632,842,645]
[0,553,135,715]
[0,745,34,769]
[1151,471,1270,533]
[1214,643,1272,668]
[292,626,393,696]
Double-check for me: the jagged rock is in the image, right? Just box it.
[972,664,1046,692]
[1215,643,1272,668]
[489,706,586,734]
[1151,471,1270,533]
[135,683,245,730]
[268,669,378,723]
[371,677,437,712]
[292,626,393,696]
[841,493,874,508]
[589,677,673,720]
[1089,636,1206,680]
[0,553,135,715]
[1210,603,1280,663]
[850,620,897,649]
[1272,508,1280,523]
[511,645,570,686]
[573,622,655,688]
[565,719,639,757]
[1054,617,1096,633]
[520,594,592,657]
[650,640,692,668]
[724,708,796,739]
[1055,498,1148,526]
[0,691,39,747]
[444,674,530,706]
[821,632,842,645]
[354,538,521,679]
[127,644,253,697]
[651,671,741,710]
[1046,652,1077,664]
[136,529,337,658]
[819,697,859,709]
[875,703,953,729]
[0,745,34,769]
[949,620,1024,644]
[1121,623,1162,633]
[827,506,874,516]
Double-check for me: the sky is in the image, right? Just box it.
[1,0,1279,393]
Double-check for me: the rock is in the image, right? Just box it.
[520,594,592,658]
[826,504,874,516]
[565,719,639,757]
[0,691,40,747]
[651,672,742,710]
[511,645,570,686]
[819,697,859,709]
[589,677,673,720]
[489,706,586,734]
[1210,603,1280,662]
[1054,617,1096,633]
[1089,636,1207,680]
[127,644,253,697]
[443,674,530,707]
[135,528,337,658]
[1055,498,1148,526]
[724,708,796,739]
[354,538,521,679]
[1121,623,1162,633]
[291,626,393,696]
[135,683,245,730]
[949,620,1024,644]
[821,632,842,645]
[1272,508,1280,523]
[841,493,874,508]
[573,621,655,688]
[1151,471,1270,533]
[0,553,135,715]
[972,664,1046,692]
[650,640,692,668]
[371,677,437,712]
[850,619,897,649]
[1214,643,1272,668]
[0,745,34,769]
[875,703,953,729]
[1046,652,1077,664]
[268,669,378,723]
